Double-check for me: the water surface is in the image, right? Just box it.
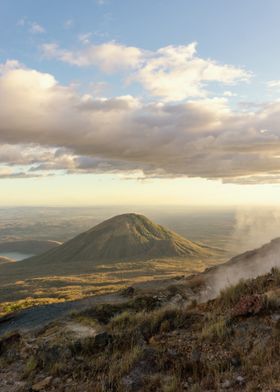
[0,252,34,261]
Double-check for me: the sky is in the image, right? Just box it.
[1,0,280,206]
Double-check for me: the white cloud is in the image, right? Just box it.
[29,22,45,34]
[134,43,250,101]
[267,80,280,89]
[78,33,92,45]
[42,41,251,101]
[17,18,46,34]
[223,91,236,97]
[0,61,280,183]
[42,42,143,72]
[64,19,74,29]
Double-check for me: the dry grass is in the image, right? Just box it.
[218,267,280,309]
[200,316,230,341]
[0,242,225,316]
[108,305,191,341]
[23,356,38,378]
[0,297,62,317]
[4,268,280,391]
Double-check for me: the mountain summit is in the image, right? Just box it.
[27,213,214,264]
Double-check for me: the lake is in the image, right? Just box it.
[0,252,34,261]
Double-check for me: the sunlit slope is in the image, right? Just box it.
[0,256,15,264]
[25,213,216,264]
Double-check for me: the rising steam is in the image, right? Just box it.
[201,208,280,301]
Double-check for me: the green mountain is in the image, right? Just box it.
[26,213,215,265]
[0,214,220,304]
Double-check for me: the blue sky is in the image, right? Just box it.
[1,0,278,106]
[2,1,280,75]
[1,0,280,205]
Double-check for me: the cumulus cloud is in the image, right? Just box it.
[131,43,250,101]
[42,42,143,72]
[41,41,250,101]
[0,60,280,182]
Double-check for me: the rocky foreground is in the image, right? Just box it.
[1,268,280,391]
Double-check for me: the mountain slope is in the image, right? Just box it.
[1,268,280,391]
[26,213,215,265]
[0,256,15,264]
[198,237,280,300]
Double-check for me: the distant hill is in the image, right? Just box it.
[0,256,15,264]
[25,213,216,265]
[0,214,221,304]
[0,240,62,255]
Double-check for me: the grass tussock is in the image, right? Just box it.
[200,316,231,341]
[108,305,191,341]
[73,295,160,325]
[23,356,38,378]
[108,345,144,383]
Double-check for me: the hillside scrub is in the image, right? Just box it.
[2,269,280,390]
